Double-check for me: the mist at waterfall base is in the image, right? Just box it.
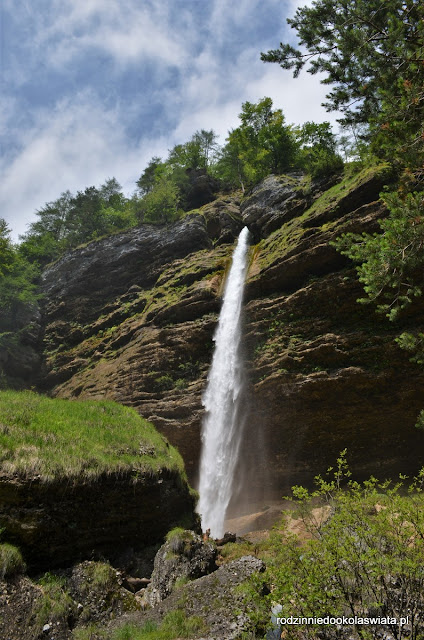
[197,226,251,538]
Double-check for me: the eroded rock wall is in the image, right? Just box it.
[38,170,424,501]
[0,469,197,571]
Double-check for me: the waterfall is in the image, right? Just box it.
[197,226,250,537]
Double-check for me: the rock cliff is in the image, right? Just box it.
[37,167,424,508]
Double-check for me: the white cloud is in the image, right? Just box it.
[1,0,342,241]
[35,0,194,69]
[0,92,166,240]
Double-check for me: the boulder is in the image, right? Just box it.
[115,555,266,640]
[143,529,217,606]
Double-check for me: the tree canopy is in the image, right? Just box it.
[262,0,424,167]
[213,97,340,190]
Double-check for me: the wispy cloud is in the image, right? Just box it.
[0,92,166,239]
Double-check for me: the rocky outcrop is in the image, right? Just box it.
[0,560,141,640]
[143,529,217,606]
[37,166,424,508]
[0,304,42,389]
[115,555,265,640]
[184,168,221,209]
[0,468,197,571]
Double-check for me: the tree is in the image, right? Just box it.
[136,157,165,195]
[20,179,137,267]
[137,176,180,224]
[0,220,16,277]
[331,190,424,429]
[192,129,219,167]
[0,220,38,332]
[295,121,344,177]
[214,98,297,189]
[168,129,219,171]
[262,0,424,166]
[214,129,249,192]
[332,191,424,321]
[65,186,104,245]
[99,177,123,202]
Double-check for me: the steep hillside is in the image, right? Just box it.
[37,168,424,505]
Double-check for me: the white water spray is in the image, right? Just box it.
[197,226,250,537]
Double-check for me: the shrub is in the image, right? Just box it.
[154,375,174,391]
[259,453,424,640]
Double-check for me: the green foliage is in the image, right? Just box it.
[259,455,424,640]
[165,527,195,555]
[137,176,180,224]
[168,129,218,171]
[0,219,17,277]
[332,191,424,320]
[214,98,298,190]
[0,220,40,373]
[0,542,26,579]
[108,609,206,640]
[35,572,76,630]
[72,625,108,640]
[87,562,116,591]
[295,122,344,178]
[136,130,219,215]
[0,250,39,328]
[153,374,175,391]
[262,0,424,168]
[19,179,141,268]
[136,157,166,194]
[0,390,185,481]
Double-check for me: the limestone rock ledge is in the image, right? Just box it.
[0,469,198,571]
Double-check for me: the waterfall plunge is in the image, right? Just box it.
[197,226,250,537]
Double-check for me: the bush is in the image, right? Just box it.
[259,453,424,640]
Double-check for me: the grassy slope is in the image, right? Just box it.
[0,390,184,482]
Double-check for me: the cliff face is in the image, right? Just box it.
[38,169,424,503]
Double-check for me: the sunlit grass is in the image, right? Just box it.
[0,390,184,482]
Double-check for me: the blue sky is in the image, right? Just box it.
[1,0,339,240]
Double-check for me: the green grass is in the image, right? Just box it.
[0,390,185,482]
[34,572,76,629]
[72,609,206,640]
[0,542,26,578]
[109,610,206,640]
